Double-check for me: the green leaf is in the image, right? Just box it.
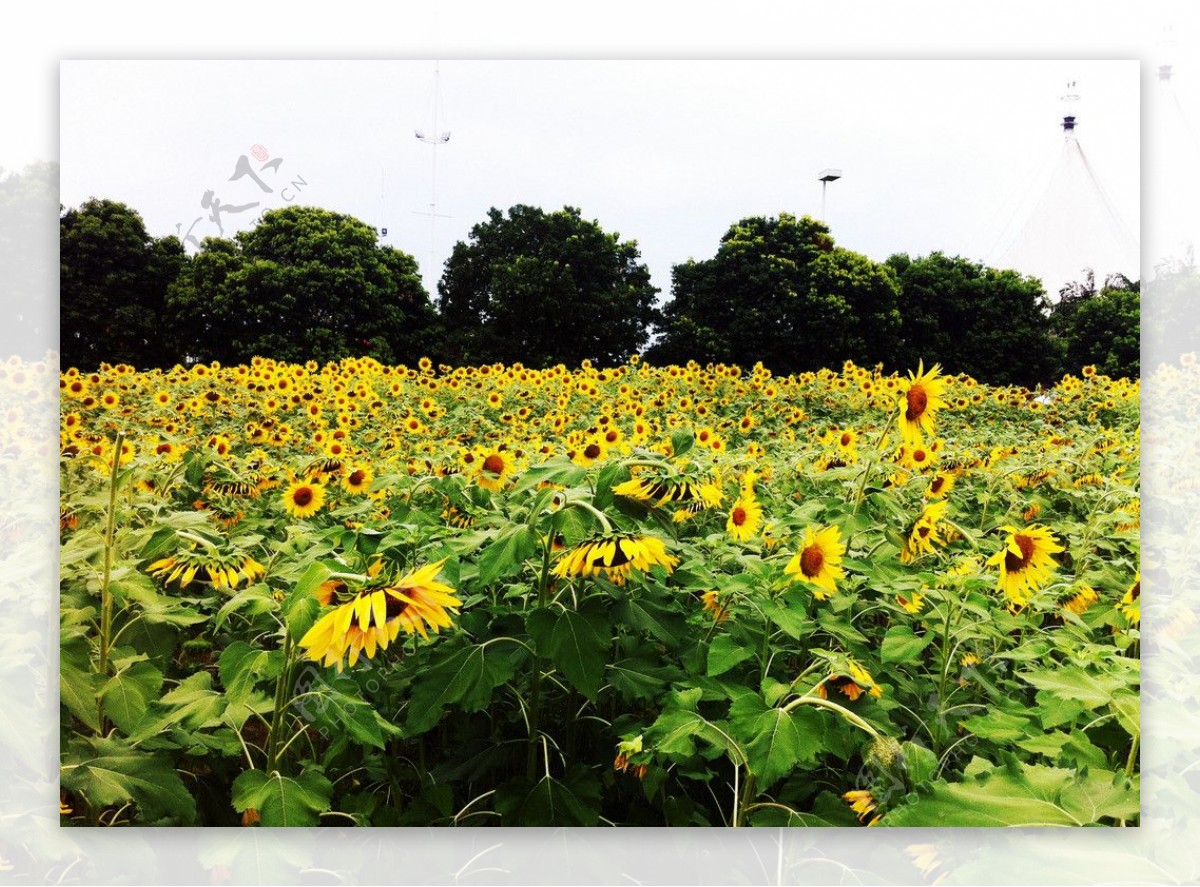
[880,763,1138,827]
[669,428,695,457]
[62,736,196,824]
[406,642,524,733]
[759,597,813,641]
[728,695,823,788]
[617,596,687,648]
[706,634,755,677]
[218,641,284,705]
[527,604,609,700]
[646,688,743,763]
[231,768,333,827]
[512,456,587,495]
[61,658,102,733]
[901,741,938,787]
[1020,666,1124,708]
[302,674,401,750]
[214,583,277,631]
[961,709,1034,743]
[99,660,164,734]
[477,524,536,585]
[880,625,931,664]
[1110,689,1139,739]
[1017,732,1072,758]
[495,767,601,826]
[128,672,225,742]
[607,658,678,701]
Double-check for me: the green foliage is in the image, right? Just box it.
[437,205,661,366]
[649,213,902,373]
[1052,272,1140,379]
[166,206,436,366]
[60,198,190,370]
[885,251,1058,386]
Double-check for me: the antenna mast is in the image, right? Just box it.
[414,62,452,278]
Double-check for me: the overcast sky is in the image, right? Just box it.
[60,60,1141,298]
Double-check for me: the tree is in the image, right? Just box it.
[437,205,660,366]
[647,214,901,374]
[884,252,1057,387]
[1051,272,1139,378]
[168,206,436,366]
[60,198,189,370]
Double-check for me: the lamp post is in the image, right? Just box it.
[818,168,842,221]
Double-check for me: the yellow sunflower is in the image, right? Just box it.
[299,560,461,671]
[900,499,950,564]
[342,465,374,495]
[925,471,956,499]
[552,533,678,586]
[785,525,846,599]
[987,524,1064,608]
[282,478,326,519]
[725,493,762,543]
[1119,573,1140,626]
[897,361,948,445]
[843,789,878,824]
[475,449,513,492]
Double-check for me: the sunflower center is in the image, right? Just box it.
[348,470,366,486]
[917,524,931,538]
[731,507,747,526]
[482,454,505,475]
[584,443,602,460]
[1129,580,1140,601]
[800,543,825,577]
[1004,533,1036,572]
[840,432,852,447]
[930,476,945,494]
[293,488,313,507]
[906,385,928,422]
[384,592,410,620]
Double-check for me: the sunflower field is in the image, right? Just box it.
[59,356,1140,827]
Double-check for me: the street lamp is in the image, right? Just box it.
[818,168,842,220]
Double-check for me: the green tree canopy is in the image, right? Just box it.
[437,205,660,367]
[1051,272,1139,379]
[167,206,435,366]
[884,251,1057,387]
[647,214,901,374]
[60,198,189,370]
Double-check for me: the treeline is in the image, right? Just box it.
[60,198,1139,384]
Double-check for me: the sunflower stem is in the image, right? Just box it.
[96,431,125,731]
[265,631,296,773]
[851,413,896,514]
[526,532,554,780]
[781,692,881,740]
[566,499,613,534]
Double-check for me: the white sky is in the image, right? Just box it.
[59,59,1141,299]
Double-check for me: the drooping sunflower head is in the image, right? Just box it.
[551,533,679,586]
[299,560,461,671]
[897,361,947,445]
[986,524,1064,609]
[784,524,846,599]
[147,546,265,590]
